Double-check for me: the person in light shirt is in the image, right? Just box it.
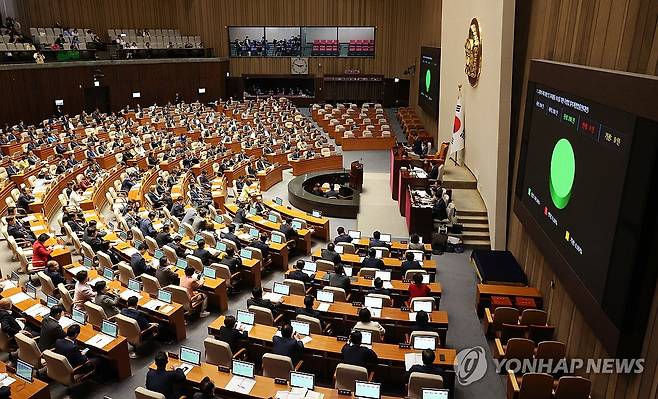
[179,266,209,318]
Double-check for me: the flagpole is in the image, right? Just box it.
[450,84,462,166]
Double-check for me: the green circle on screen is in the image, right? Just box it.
[550,138,575,209]
[425,69,431,93]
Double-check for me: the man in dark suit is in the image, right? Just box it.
[139,212,158,238]
[39,305,66,350]
[288,259,313,285]
[156,257,179,287]
[44,260,66,287]
[120,176,136,192]
[6,217,36,243]
[193,239,217,266]
[220,247,242,273]
[215,315,247,353]
[170,199,185,219]
[341,330,378,369]
[407,349,445,379]
[369,231,390,249]
[321,243,342,265]
[54,324,95,374]
[155,224,173,248]
[328,264,351,292]
[369,277,391,296]
[247,287,278,311]
[279,218,297,241]
[131,243,155,276]
[432,197,448,220]
[166,236,188,259]
[272,324,304,363]
[16,188,34,213]
[232,204,247,225]
[220,225,241,250]
[361,248,385,270]
[296,295,322,320]
[401,251,422,277]
[146,352,186,399]
[250,233,269,257]
[334,227,352,244]
[121,296,159,337]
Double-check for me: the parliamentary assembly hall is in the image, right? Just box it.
[0,0,656,398]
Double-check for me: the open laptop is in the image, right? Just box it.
[271,234,283,244]
[119,231,128,241]
[274,197,284,206]
[264,282,288,302]
[413,336,437,351]
[364,296,383,309]
[412,252,424,261]
[72,308,87,324]
[335,245,344,254]
[154,249,165,259]
[236,310,255,332]
[348,230,361,240]
[268,214,278,223]
[157,289,172,304]
[290,371,315,390]
[203,266,217,279]
[310,210,322,218]
[177,346,201,375]
[379,234,391,243]
[83,256,94,269]
[316,290,334,312]
[355,381,381,399]
[422,389,449,399]
[374,249,384,259]
[302,261,316,276]
[87,320,118,348]
[355,329,373,347]
[25,282,37,299]
[120,278,143,302]
[176,258,187,269]
[413,300,434,313]
[239,248,253,260]
[248,228,259,238]
[46,295,59,309]
[133,239,143,249]
[291,220,303,230]
[374,270,391,281]
[290,320,310,336]
[215,242,227,252]
[15,359,34,382]
[102,267,115,281]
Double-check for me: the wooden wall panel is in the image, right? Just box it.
[509,1,658,398]
[0,60,228,126]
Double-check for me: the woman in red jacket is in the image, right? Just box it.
[31,233,52,269]
[408,272,431,300]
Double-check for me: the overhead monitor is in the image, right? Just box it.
[418,46,440,117]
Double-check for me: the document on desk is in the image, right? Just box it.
[263,292,283,302]
[0,280,16,290]
[21,215,37,222]
[123,247,139,256]
[8,292,30,305]
[143,299,166,310]
[25,304,50,318]
[120,290,143,301]
[316,303,331,312]
[51,244,65,250]
[58,316,75,329]
[225,375,256,394]
[383,282,393,289]
[86,333,114,348]
[367,308,382,318]
[68,265,88,275]
[0,374,16,387]
[405,353,423,371]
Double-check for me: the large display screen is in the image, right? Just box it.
[418,46,440,117]
[518,84,635,302]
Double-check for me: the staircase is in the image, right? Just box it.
[441,164,491,250]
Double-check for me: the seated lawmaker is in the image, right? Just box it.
[296,295,322,321]
[288,259,313,285]
[369,231,390,249]
[215,315,247,353]
[180,266,210,318]
[334,227,352,244]
[369,277,391,296]
[247,287,279,311]
[131,243,155,277]
[250,233,269,257]
[408,234,425,250]
[272,323,304,363]
[146,352,186,399]
[412,310,432,333]
[407,349,445,380]
[156,257,179,287]
[321,242,341,265]
[408,273,431,300]
[401,252,422,277]
[193,239,218,266]
[354,308,385,339]
[220,247,242,273]
[54,324,96,375]
[361,248,385,270]
[279,218,297,241]
[328,264,350,292]
[341,330,378,369]
[39,305,66,350]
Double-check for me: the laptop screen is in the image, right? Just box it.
[274,197,283,206]
[348,230,361,240]
[311,210,322,218]
[412,252,424,261]
[249,228,259,238]
[215,215,223,223]
[317,290,334,303]
[335,245,344,254]
[422,389,449,399]
[374,270,391,281]
[194,234,203,243]
[10,271,19,283]
[15,359,33,382]
[72,309,87,324]
[83,256,94,269]
[203,266,216,279]
[290,320,310,336]
[422,274,430,284]
[46,295,59,308]
[176,259,187,269]
[178,226,186,236]
[157,289,172,304]
[303,261,316,272]
[232,359,255,378]
[291,220,302,230]
[154,249,164,259]
[128,279,142,292]
[237,310,255,326]
[357,330,372,345]
[268,214,278,223]
[374,249,383,259]
[290,371,315,389]
[25,283,37,299]
[379,234,391,243]
[101,320,118,338]
[355,381,381,399]
[103,268,115,280]
[239,248,252,259]
[180,346,201,366]
[119,231,128,241]
[271,234,283,244]
[215,242,227,251]
[413,336,437,350]
[364,296,383,309]
[133,239,143,249]
[273,282,290,296]
[413,300,433,313]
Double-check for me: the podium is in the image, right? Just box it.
[350,161,363,190]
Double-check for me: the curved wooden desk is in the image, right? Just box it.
[290,154,344,176]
